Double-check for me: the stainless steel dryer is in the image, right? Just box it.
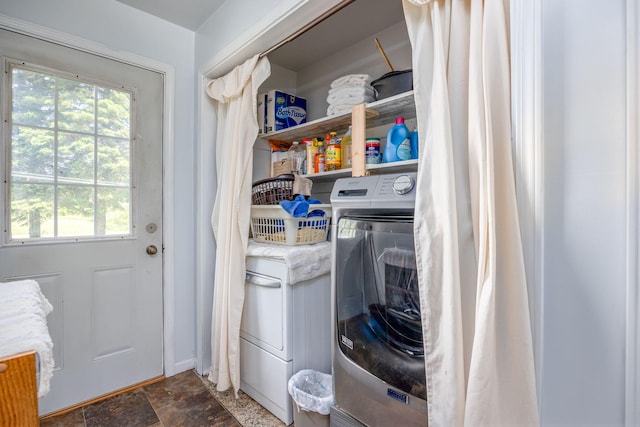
[330,173,427,427]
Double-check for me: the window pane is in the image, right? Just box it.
[11,125,55,181]
[58,132,95,182]
[12,68,55,128]
[58,78,95,133]
[7,65,134,242]
[10,183,54,238]
[97,87,131,138]
[98,136,130,185]
[97,187,130,235]
[58,185,94,237]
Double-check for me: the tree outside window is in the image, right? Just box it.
[8,64,133,241]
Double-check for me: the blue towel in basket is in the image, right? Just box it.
[280,195,323,218]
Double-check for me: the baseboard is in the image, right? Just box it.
[172,358,196,376]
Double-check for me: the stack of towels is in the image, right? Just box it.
[326,74,376,116]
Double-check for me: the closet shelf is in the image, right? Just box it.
[302,159,419,182]
[262,91,416,143]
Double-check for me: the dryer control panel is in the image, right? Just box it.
[331,172,417,209]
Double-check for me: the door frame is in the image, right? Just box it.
[0,15,177,377]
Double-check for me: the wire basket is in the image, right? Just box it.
[250,204,332,246]
[251,174,295,205]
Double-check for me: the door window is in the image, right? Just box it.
[5,61,133,243]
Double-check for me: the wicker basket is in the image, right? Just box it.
[250,204,332,246]
[251,174,295,205]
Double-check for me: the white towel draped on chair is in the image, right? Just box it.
[0,279,54,397]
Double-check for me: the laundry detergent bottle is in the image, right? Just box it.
[383,117,412,163]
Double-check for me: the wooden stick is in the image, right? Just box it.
[351,103,367,177]
[374,37,394,72]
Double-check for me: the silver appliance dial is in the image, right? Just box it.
[392,175,415,195]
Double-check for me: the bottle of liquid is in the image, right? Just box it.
[304,138,318,174]
[383,117,411,163]
[325,131,341,171]
[410,127,419,160]
[315,137,326,173]
[287,141,305,174]
[340,126,352,169]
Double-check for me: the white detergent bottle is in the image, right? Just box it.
[383,117,411,163]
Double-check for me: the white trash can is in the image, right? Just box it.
[288,369,334,427]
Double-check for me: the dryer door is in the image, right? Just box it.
[334,214,426,399]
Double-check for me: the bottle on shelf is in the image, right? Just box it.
[383,117,412,163]
[365,138,382,164]
[287,140,305,174]
[304,137,318,174]
[325,131,341,171]
[340,126,352,169]
[314,137,326,173]
[410,127,419,160]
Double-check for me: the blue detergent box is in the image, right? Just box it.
[265,90,307,132]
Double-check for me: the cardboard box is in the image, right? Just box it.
[257,92,267,134]
[266,90,307,132]
[272,158,291,177]
[272,151,291,176]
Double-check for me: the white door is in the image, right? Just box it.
[0,29,164,415]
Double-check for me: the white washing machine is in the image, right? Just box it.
[240,242,332,425]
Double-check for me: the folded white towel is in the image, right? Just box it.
[328,93,375,108]
[330,74,371,89]
[327,86,376,104]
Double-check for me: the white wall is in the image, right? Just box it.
[540,1,627,424]
[514,0,635,424]
[0,0,198,374]
[195,0,291,75]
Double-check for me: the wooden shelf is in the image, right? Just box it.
[366,159,418,174]
[301,159,419,181]
[303,168,353,182]
[261,90,417,180]
[262,91,415,143]
[363,90,417,129]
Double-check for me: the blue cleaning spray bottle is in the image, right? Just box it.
[383,117,412,163]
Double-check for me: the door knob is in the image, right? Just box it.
[146,245,158,255]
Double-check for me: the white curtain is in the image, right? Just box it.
[205,54,271,394]
[403,0,539,426]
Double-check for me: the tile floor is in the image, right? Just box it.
[40,370,287,427]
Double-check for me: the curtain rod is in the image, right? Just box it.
[259,0,355,58]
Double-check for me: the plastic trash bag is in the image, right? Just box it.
[287,369,334,415]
